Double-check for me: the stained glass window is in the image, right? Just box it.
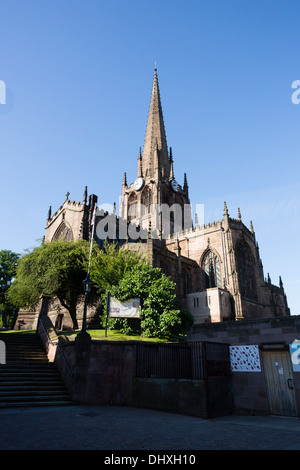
[203,251,222,289]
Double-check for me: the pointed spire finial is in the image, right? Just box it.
[148,220,152,239]
[47,206,52,221]
[250,220,254,233]
[123,172,127,187]
[267,273,271,284]
[137,147,143,178]
[183,173,188,190]
[279,276,284,289]
[170,159,174,180]
[83,186,88,204]
[238,208,242,221]
[224,201,229,216]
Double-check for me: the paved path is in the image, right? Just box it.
[0,405,300,451]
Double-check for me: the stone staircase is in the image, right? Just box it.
[0,332,72,408]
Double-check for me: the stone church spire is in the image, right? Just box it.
[142,68,170,179]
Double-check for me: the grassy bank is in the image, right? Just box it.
[1,328,169,342]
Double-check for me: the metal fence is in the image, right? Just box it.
[136,341,230,380]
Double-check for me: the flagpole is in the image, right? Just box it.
[87,205,97,275]
[105,291,110,338]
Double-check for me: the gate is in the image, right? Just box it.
[135,341,233,418]
[263,350,298,417]
[204,342,233,418]
[136,342,204,379]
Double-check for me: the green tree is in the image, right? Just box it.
[7,240,92,330]
[90,241,144,299]
[0,250,20,329]
[7,239,144,330]
[108,263,194,339]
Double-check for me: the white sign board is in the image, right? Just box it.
[229,345,261,372]
[108,297,141,319]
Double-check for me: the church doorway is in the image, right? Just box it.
[262,350,298,417]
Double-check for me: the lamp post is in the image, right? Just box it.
[80,273,93,336]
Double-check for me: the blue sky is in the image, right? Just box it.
[0,0,299,315]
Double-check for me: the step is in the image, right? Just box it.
[0,394,70,403]
[0,333,72,408]
[0,364,56,370]
[0,364,58,371]
[4,354,48,365]
[5,348,47,358]
[0,372,59,377]
[0,384,66,391]
[0,379,63,386]
[0,337,42,344]
[0,389,68,397]
[0,400,72,408]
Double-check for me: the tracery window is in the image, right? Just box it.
[52,221,73,241]
[128,194,138,221]
[203,251,222,289]
[141,187,152,215]
[235,241,257,300]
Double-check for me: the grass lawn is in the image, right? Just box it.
[0,329,36,334]
[1,328,172,342]
[60,329,169,342]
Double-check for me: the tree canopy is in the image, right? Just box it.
[108,263,194,339]
[0,250,20,328]
[7,239,144,330]
[7,239,193,338]
[7,239,91,329]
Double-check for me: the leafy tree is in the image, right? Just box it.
[108,263,194,339]
[90,241,145,301]
[0,250,20,329]
[7,239,144,330]
[7,240,92,330]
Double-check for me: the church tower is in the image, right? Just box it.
[119,68,191,238]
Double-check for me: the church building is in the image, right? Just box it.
[28,68,290,329]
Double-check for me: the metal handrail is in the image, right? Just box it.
[38,318,73,377]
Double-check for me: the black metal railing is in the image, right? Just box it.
[136,342,205,380]
[135,341,231,380]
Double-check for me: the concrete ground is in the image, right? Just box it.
[0,405,300,451]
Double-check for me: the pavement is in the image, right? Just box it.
[1,405,300,453]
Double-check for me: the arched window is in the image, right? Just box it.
[235,241,257,300]
[128,193,138,221]
[203,251,222,289]
[141,186,152,215]
[52,221,73,241]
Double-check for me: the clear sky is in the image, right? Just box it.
[0,0,299,315]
